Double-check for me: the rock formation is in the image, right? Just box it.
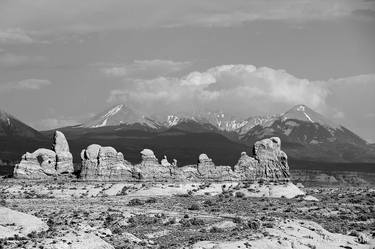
[197,153,234,181]
[134,149,178,181]
[53,131,74,174]
[234,137,290,182]
[139,149,159,167]
[161,155,172,167]
[80,144,133,181]
[13,131,74,179]
[233,152,258,181]
[77,137,290,182]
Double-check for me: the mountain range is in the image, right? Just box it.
[0,104,374,171]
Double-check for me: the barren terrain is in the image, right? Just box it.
[1,180,374,249]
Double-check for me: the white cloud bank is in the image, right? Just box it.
[108,64,333,116]
[107,64,375,140]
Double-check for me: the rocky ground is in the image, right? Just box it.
[0,180,374,249]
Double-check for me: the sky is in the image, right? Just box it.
[0,0,374,142]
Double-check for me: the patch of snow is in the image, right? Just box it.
[303,111,314,123]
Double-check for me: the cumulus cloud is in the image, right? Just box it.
[106,65,375,141]
[100,59,191,78]
[0,29,34,44]
[107,64,331,117]
[0,79,52,93]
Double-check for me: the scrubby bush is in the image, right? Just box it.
[128,198,144,206]
[188,203,200,211]
[235,192,245,198]
[145,197,157,204]
[247,219,261,230]
[209,226,224,233]
[0,199,6,206]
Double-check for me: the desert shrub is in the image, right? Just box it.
[235,192,245,198]
[233,216,242,224]
[164,217,176,225]
[128,198,144,206]
[247,219,261,230]
[188,203,200,211]
[128,214,160,226]
[209,226,224,233]
[203,200,214,206]
[145,197,157,204]
[0,199,6,206]
[262,222,274,228]
[179,217,205,227]
[190,218,205,226]
[117,186,129,196]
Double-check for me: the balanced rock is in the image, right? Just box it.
[13,131,74,179]
[80,145,132,181]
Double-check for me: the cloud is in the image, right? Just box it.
[107,64,331,116]
[0,29,34,44]
[0,79,52,93]
[0,52,46,68]
[100,59,191,78]
[106,65,375,141]
[30,118,79,131]
[0,0,370,36]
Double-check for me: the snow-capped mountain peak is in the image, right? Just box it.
[80,104,162,129]
[281,104,339,128]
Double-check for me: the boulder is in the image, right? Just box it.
[0,207,49,239]
[80,145,132,181]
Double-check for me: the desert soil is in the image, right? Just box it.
[0,180,374,249]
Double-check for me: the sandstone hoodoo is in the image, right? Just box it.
[75,137,291,182]
[160,155,172,167]
[234,137,290,182]
[196,153,235,181]
[13,131,74,179]
[80,144,133,181]
[53,131,74,174]
[134,149,178,181]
